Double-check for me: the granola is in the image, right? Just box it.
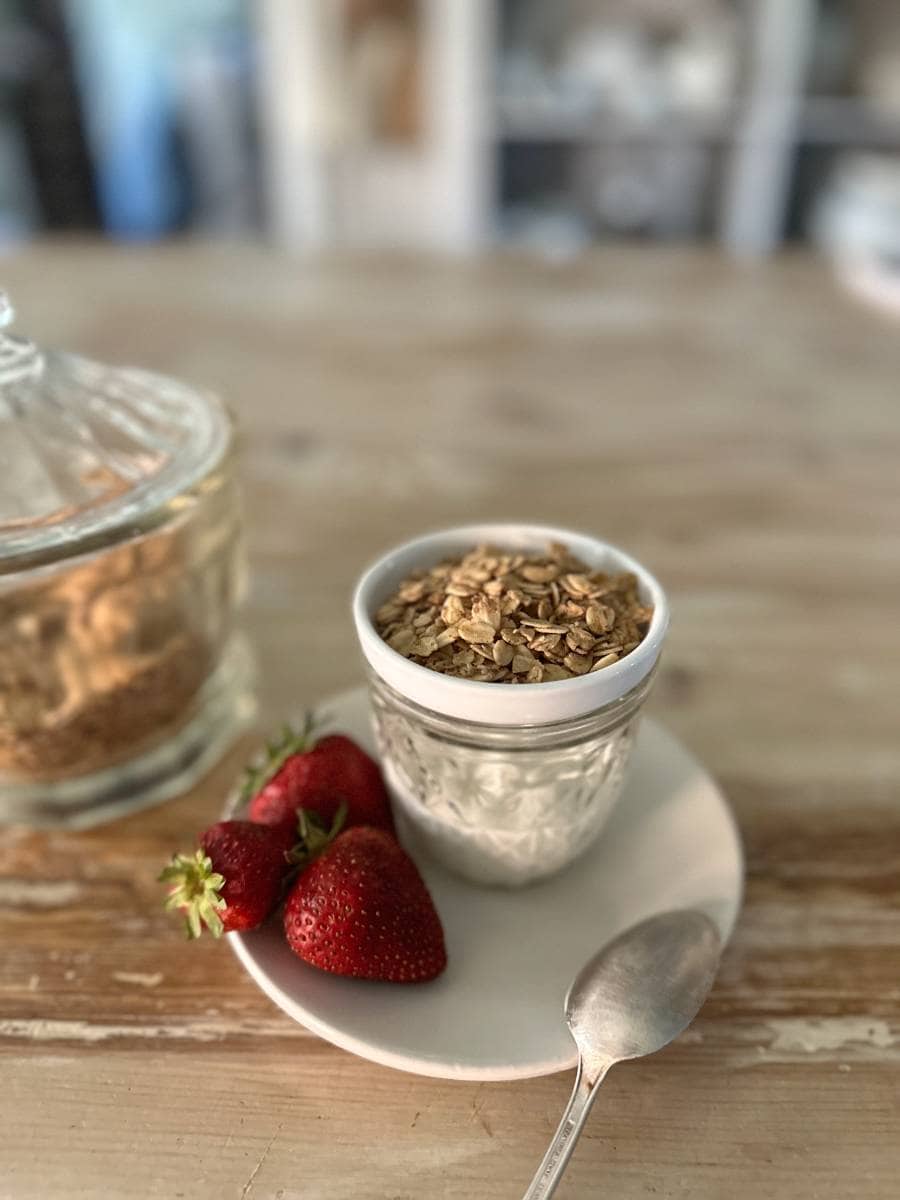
[374,542,653,683]
[0,522,217,780]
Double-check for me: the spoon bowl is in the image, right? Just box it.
[567,909,721,1074]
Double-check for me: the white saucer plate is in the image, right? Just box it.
[228,686,743,1081]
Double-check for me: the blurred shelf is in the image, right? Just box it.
[797,97,900,145]
[496,98,737,142]
[497,97,900,147]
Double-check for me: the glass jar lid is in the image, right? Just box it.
[0,293,232,574]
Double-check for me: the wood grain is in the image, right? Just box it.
[1,243,898,1199]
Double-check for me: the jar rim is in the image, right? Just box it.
[368,665,655,749]
[352,523,669,725]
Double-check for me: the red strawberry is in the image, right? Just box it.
[160,819,297,938]
[244,720,394,836]
[283,827,447,983]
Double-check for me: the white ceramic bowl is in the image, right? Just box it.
[352,523,669,725]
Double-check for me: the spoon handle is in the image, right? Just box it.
[521,1058,609,1200]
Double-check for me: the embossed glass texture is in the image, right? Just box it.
[369,670,654,886]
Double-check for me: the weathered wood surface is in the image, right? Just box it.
[0,244,898,1199]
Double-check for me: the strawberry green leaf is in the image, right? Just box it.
[159,849,228,939]
[286,799,348,870]
[238,712,320,804]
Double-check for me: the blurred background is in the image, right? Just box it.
[1,0,900,305]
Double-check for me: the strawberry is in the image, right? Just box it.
[160,819,298,938]
[283,827,447,983]
[243,719,394,836]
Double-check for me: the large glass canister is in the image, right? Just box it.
[0,295,255,828]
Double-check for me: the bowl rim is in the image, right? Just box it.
[352,523,669,725]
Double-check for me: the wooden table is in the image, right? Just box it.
[1,243,898,1199]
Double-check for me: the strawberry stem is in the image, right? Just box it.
[158,850,227,939]
[286,799,348,870]
[239,712,320,804]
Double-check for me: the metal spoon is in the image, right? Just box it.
[522,909,722,1200]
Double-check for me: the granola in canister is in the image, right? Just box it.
[373,543,653,683]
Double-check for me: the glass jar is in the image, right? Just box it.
[353,524,669,887]
[0,295,255,828]
[369,670,654,886]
